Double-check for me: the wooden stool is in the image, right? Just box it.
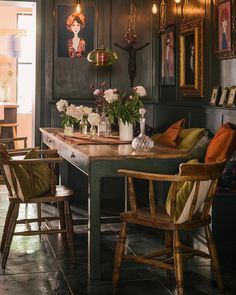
[0,123,19,149]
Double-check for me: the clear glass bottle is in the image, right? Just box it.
[98,111,110,136]
[90,125,97,139]
[131,108,154,150]
[64,122,74,137]
[80,116,88,135]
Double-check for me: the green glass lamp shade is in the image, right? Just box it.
[87,48,118,66]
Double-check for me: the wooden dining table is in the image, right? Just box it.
[40,127,189,279]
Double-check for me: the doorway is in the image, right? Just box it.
[0,0,36,147]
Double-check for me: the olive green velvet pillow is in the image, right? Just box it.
[165,159,199,221]
[178,128,206,152]
[0,146,52,201]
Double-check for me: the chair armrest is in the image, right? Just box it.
[4,157,63,165]
[8,148,58,157]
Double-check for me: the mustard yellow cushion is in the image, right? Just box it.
[166,159,199,221]
[178,128,206,152]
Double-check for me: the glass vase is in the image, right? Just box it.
[90,125,97,139]
[64,123,74,137]
[132,108,154,150]
[80,116,89,135]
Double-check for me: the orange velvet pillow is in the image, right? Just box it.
[158,119,185,148]
[204,123,236,163]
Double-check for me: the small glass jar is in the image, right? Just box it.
[64,123,74,137]
[98,111,110,136]
[132,108,154,150]
[90,125,97,139]
[80,116,89,135]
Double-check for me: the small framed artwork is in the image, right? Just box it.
[161,25,175,85]
[216,0,236,59]
[179,19,204,97]
[209,86,221,106]
[227,86,236,107]
[218,87,229,105]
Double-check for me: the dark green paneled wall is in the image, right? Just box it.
[38,0,236,134]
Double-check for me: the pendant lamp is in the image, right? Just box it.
[87,45,118,66]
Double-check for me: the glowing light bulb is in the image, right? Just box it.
[175,0,181,3]
[76,3,81,13]
[152,3,158,14]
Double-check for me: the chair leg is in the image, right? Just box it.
[173,230,184,295]
[112,222,127,295]
[64,201,76,262]
[2,203,19,269]
[1,203,15,252]
[165,230,173,275]
[57,201,67,245]
[37,203,41,230]
[205,225,224,294]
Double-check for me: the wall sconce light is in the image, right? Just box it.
[152,2,158,14]
[174,0,181,3]
[75,0,81,13]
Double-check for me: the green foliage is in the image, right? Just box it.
[61,113,78,127]
[106,93,143,125]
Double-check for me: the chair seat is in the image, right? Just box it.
[9,185,74,203]
[120,207,211,230]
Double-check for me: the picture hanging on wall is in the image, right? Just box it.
[57,5,94,58]
[216,0,236,59]
[161,25,175,85]
[179,19,204,97]
[218,87,229,105]
[209,86,221,106]
[227,86,236,107]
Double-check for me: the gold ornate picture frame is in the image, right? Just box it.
[179,19,204,97]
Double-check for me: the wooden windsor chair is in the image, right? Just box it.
[112,160,226,295]
[0,145,75,268]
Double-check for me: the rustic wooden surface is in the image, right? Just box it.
[40,128,188,160]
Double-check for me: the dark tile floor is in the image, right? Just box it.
[0,184,236,295]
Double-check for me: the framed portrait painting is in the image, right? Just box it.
[179,19,204,97]
[161,26,175,85]
[57,5,94,58]
[216,0,236,59]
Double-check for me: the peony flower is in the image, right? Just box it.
[56,99,68,112]
[88,113,101,126]
[66,104,83,120]
[103,89,119,104]
[93,89,102,96]
[134,86,147,97]
[82,106,93,116]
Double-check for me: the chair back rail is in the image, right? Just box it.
[119,160,226,224]
[0,150,63,201]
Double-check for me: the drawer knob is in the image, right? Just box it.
[71,152,75,158]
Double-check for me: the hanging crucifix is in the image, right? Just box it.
[114,0,149,87]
